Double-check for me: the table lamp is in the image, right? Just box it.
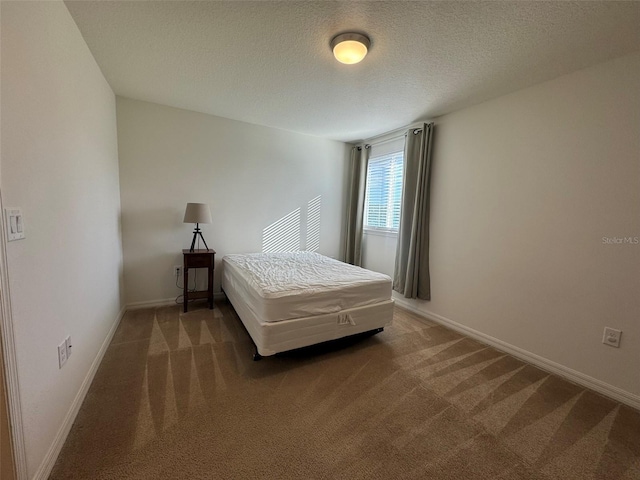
[183,203,212,252]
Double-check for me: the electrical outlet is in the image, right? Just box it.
[65,336,72,358]
[58,341,68,368]
[174,265,182,277]
[602,327,622,348]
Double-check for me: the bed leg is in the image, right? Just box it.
[253,351,263,361]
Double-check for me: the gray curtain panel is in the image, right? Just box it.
[344,146,369,266]
[394,123,434,299]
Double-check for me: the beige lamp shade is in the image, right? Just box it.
[183,203,212,224]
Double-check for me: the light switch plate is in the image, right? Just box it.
[5,208,25,241]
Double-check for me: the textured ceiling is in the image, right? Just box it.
[65,1,640,143]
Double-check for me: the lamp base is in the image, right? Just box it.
[189,224,209,252]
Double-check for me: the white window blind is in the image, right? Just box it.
[364,150,404,231]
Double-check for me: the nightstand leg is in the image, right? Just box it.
[183,266,188,313]
[208,265,213,309]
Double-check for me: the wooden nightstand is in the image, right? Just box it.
[182,249,216,312]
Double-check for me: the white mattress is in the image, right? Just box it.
[222,252,392,323]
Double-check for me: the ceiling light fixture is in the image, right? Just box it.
[330,32,370,65]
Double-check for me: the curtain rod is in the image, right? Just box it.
[361,127,423,150]
[355,123,432,151]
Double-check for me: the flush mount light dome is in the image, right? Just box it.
[330,32,370,65]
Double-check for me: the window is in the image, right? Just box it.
[364,150,404,232]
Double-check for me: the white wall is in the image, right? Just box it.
[362,231,397,278]
[1,2,123,476]
[116,97,350,305]
[399,53,640,399]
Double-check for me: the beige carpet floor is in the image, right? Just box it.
[50,302,640,479]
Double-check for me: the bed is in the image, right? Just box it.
[221,251,394,359]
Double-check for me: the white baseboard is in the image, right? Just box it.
[393,297,640,410]
[32,306,126,480]
[125,297,177,310]
[125,292,226,311]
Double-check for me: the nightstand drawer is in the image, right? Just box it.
[184,253,213,268]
